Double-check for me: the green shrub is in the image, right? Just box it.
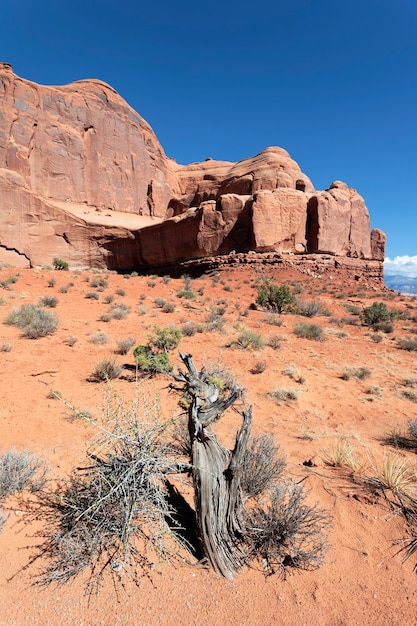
[361,302,392,327]
[133,345,173,374]
[52,258,68,271]
[148,326,182,353]
[294,322,324,341]
[256,279,295,313]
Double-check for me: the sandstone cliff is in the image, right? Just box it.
[0,63,386,278]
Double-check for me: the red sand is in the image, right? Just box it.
[0,266,416,625]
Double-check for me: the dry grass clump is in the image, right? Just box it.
[5,303,59,338]
[397,337,417,352]
[293,322,325,342]
[282,364,305,384]
[27,389,186,592]
[0,448,45,498]
[341,366,371,381]
[116,337,136,355]
[268,387,302,404]
[91,358,124,382]
[324,438,363,473]
[231,328,265,350]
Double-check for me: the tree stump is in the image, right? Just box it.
[175,352,252,579]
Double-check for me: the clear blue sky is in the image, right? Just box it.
[2,0,416,263]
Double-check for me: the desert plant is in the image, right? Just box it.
[324,438,362,471]
[28,389,187,591]
[294,323,324,341]
[268,335,282,350]
[341,367,371,381]
[232,329,265,350]
[268,387,301,403]
[39,295,59,308]
[0,342,11,352]
[133,345,173,374]
[90,332,109,344]
[116,337,136,355]
[162,302,175,313]
[251,361,267,374]
[115,288,126,297]
[241,434,286,498]
[361,302,392,328]
[148,326,182,353]
[52,258,68,271]
[255,279,295,313]
[109,303,130,320]
[397,337,417,352]
[92,358,123,382]
[283,364,305,384]
[244,483,331,575]
[296,299,325,318]
[0,448,45,497]
[85,291,100,300]
[5,303,59,338]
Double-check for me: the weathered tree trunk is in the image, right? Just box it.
[175,352,252,579]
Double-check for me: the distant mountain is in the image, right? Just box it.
[384,273,417,295]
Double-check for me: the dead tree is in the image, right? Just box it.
[174,352,252,579]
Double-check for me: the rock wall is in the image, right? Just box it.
[0,63,386,278]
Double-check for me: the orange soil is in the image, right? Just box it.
[0,265,416,625]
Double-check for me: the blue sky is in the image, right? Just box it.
[2,0,416,271]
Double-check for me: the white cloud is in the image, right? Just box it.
[384,255,417,277]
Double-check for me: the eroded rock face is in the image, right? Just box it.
[0,63,386,276]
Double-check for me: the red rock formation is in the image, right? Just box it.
[0,63,386,277]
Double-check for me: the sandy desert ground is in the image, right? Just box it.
[0,263,417,625]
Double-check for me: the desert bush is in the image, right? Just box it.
[109,303,130,320]
[283,364,305,384]
[162,302,175,313]
[343,303,361,316]
[0,448,45,498]
[251,361,267,374]
[268,335,282,350]
[66,335,78,347]
[372,320,394,333]
[92,359,123,382]
[324,438,361,471]
[116,337,136,355]
[0,342,11,352]
[268,387,301,403]
[47,277,56,288]
[52,258,68,271]
[103,294,114,304]
[264,313,284,327]
[255,279,295,313]
[244,483,331,575]
[85,291,100,300]
[133,345,173,374]
[149,326,182,353]
[294,322,324,341]
[241,434,286,498]
[403,390,417,403]
[5,303,59,338]
[397,337,417,352]
[29,390,186,590]
[39,295,59,308]
[232,329,265,350]
[154,297,167,308]
[90,332,109,344]
[296,299,326,318]
[341,366,371,381]
[115,288,126,297]
[361,302,392,327]
[181,320,198,336]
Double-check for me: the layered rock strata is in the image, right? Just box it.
[0,63,386,281]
